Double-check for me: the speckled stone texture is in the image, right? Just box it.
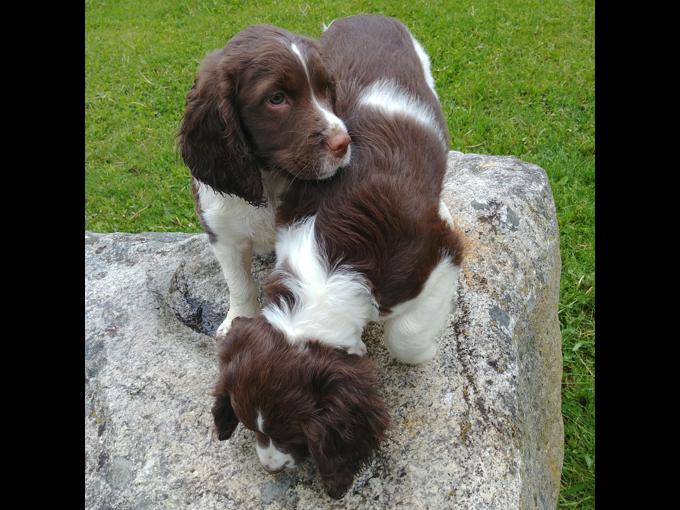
[85,151,563,509]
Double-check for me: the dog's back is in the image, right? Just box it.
[276,15,463,314]
[321,15,448,139]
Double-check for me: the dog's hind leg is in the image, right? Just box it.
[383,257,460,364]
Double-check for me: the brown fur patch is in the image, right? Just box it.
[212,316,390,499]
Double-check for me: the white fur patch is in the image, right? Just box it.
[262,216,376,353]
[358,79,447,147]
[255,438,296,471]
[410,35,438,98]
[255,411,296,471]
[289,42,305,68]
[439,200,454,226]
[195,179,281,251]
[382,256,460,364]
[196,179,286,335]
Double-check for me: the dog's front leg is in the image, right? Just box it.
[211,239,260,339]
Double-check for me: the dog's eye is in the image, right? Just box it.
[268,92,286,105]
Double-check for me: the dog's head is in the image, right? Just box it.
[179,25,351,206]
[212,316,389,499]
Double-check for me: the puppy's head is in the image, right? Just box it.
[179,25,351,206]
[212,317,389,499]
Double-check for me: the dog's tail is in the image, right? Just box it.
[321,19,335,32]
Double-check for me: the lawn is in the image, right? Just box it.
[85,0,594,507]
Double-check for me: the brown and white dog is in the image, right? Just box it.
[211,15,465,499]
[178,25,352,338]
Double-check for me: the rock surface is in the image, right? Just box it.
[85,151,563,509]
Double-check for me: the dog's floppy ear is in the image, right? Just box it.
[212,352,240,440]
[303,352,390,499]
[178,50,264,205]
[211,394,239,440]
[211,317,255,440]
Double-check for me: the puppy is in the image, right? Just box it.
[178,25,351,338]
[211,15,465,499]
[213,316,390,499]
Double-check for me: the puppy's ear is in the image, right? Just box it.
[211,317,254,440]
[211,394,239,440]
[178,50,263,205]
[303,354,390,499]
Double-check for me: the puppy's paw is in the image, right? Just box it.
[347,341,367,357]
[215,315,235,340]
[216,314,243,339]
[215,306,257,340]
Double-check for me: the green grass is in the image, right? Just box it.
[85,1,594,507]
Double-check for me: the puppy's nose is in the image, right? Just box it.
[325,133,351,157]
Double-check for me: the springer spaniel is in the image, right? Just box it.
[211,15,465,499]
[178,24,351,338]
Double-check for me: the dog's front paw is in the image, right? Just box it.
[215,316,235,340]
[215,305,258,340]
[347,341,367,357]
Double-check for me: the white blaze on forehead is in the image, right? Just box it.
[288,42,348,136]
[358,78,447,147]
[290,43,305,69]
